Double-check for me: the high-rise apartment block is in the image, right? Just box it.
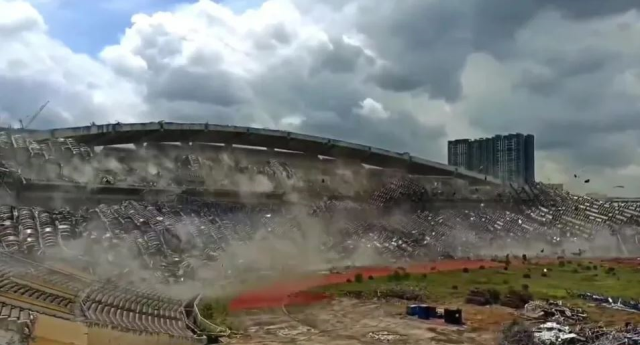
[447,133,535,185]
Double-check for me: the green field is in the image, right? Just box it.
[317,261,640,304]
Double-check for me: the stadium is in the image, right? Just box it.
[0,121,638,345]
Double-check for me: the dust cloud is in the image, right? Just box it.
[12,145,638,302]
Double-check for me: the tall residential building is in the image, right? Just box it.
[524,134,535,184]
[447,139,470,169]
[447,133,535,185]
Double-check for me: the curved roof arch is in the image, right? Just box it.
[29,122,500,184]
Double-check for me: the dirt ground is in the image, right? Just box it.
[228,298,514,345]
[602,258,640,267]
[229,260,500,311]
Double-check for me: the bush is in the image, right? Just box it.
[466,288,501,306]
[393,270,403,280]
[559,261,566,267]
[421,273,427,279]
[521,254,528,262]
[199,300,228,321]
[479,265,486,270]
[502,279,509,285]
[501,288,534,309]
[503,266,509,271]
[386,270,408,282]
[572,268,579,273]
[606,267,616,274]
[487,288,501,304]
[346,278,352,283]
[522,284,529,291]
[354,273,364,283]
[452,285,459,290]
[430,266,437,271]
[198,299,233,329]
[463,267,470,273]
[541,272,548,277]
[368,275,374,280]
[523,273,531,279]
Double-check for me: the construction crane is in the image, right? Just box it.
[19,100,49,129]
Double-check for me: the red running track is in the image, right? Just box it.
[229,260,500,311]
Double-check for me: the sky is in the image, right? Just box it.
[1,0,640,196]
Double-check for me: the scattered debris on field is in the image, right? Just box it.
[523,300,587,324]
[569,291,640,313]
[367,330,405,342]
[533,322,583,344]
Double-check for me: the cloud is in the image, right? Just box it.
[2,0,640,196]
[354,98,389,120]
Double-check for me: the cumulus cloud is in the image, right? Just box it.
[354,98,389,120]
[1,0,640,196]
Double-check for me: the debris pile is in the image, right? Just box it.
[533,322,583,345]
[367,331,404,342]
[275,325,316,337]
[513,299,640,344]
[570,291,640,314]
[503,320,640,345]
[523,301,587,324]
[499,320,537,345]
[570,324,640,345]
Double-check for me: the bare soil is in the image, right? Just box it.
[227,298,511,345]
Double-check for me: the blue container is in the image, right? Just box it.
[406,305,419,316]
[416,305,430,320]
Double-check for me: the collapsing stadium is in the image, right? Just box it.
[0,122,639,344]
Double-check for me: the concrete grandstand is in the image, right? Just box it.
[0,122,638,344]
[28,122,500,184]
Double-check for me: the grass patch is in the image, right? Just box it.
[198,298,242,331]
[316,262,640,305]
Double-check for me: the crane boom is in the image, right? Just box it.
[20,100,49,129]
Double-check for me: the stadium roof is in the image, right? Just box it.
[28,122,500,185]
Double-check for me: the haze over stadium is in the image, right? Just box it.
[1,1,640,344]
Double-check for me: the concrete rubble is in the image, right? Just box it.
[569,291,640,314]
[533,322,583,345]
[521,300,640,345]
[366,331,405,342]
[523,300,588,324]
